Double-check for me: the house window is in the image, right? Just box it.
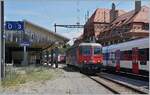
[143,23,149,30]
[137,27,141,29]
[31,34,34,39]
[133,26,136,29]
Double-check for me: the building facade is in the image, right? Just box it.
[82,7,125,43]
[98,1,149,46]
[76,1,149,46]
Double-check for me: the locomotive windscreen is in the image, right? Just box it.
[94,47,102,55]
[79,46,91,55]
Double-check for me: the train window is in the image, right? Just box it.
[80,46,91,55]
[121,50,132,60]
[94,47,102,55]
[111,52,115,60]
[139,48,149,61]
[104,53,109,60]
[139,48,147,65]
[140,61,147,65]
[120,51,123,60]
[147,48,149,61]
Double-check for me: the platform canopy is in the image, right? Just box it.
[5,20,70,51]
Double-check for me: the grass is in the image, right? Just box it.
[0,65,63,88]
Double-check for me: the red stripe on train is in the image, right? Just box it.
[132,63,139,74]
[132,47,139,74]
[115,50,120,72]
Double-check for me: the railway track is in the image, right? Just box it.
[66,65,148,94]
[88,73,148,94]
[103,69,149,81]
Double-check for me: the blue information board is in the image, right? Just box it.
[20,41,30,47]
[5,21,24,31]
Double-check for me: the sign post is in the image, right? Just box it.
[5,21,27,66]
[20,41,30,66]
[23,45,27,66]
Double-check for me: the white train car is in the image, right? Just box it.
[102,37,149,76]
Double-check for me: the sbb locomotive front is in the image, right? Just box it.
[66,43,103,73]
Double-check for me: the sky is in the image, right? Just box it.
[5,0,149,45]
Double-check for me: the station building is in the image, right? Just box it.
[5,20,69,65]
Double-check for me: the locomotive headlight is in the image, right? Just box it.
[98,60,100,63]
[84,60,87,63]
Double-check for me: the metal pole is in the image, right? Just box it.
[0,0,4,81]
[21,21,28,66]
[2,0,5,79]
[22,45,27,66]
[46,50,49,65]
[54,23,56,33]
[0,0,2,81]
[51,49,54,67]
[55,47,58,68]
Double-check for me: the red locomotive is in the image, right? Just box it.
[66,43,103,73]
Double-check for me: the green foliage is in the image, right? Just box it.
[59,44,71,54]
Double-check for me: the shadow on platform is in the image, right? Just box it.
[62,65,79,72]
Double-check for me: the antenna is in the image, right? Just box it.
[85,13,87,23]
[76,0,80,33]
[111,0,121,8]
[76,0,80,25]
[85,10,89,23]
[87,11,89,19]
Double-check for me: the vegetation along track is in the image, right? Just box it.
[88,73,148,94]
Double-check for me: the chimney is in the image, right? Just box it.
[110,3,117,22]
[135,0,141,13]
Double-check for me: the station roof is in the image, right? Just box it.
[24,20,70,43]
[5,20,70,51]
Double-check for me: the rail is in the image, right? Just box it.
[90,73,148,94]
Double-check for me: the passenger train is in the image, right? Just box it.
[103,37,149,76]
[66,43,103,73]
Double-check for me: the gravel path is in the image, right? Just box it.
[0,65,113,95]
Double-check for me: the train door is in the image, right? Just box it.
[132,47,139,74]
[115,50,120,72]
[139,48,149,74]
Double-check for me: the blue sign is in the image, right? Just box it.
[20,41,30,47]
[5,21,24,31]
